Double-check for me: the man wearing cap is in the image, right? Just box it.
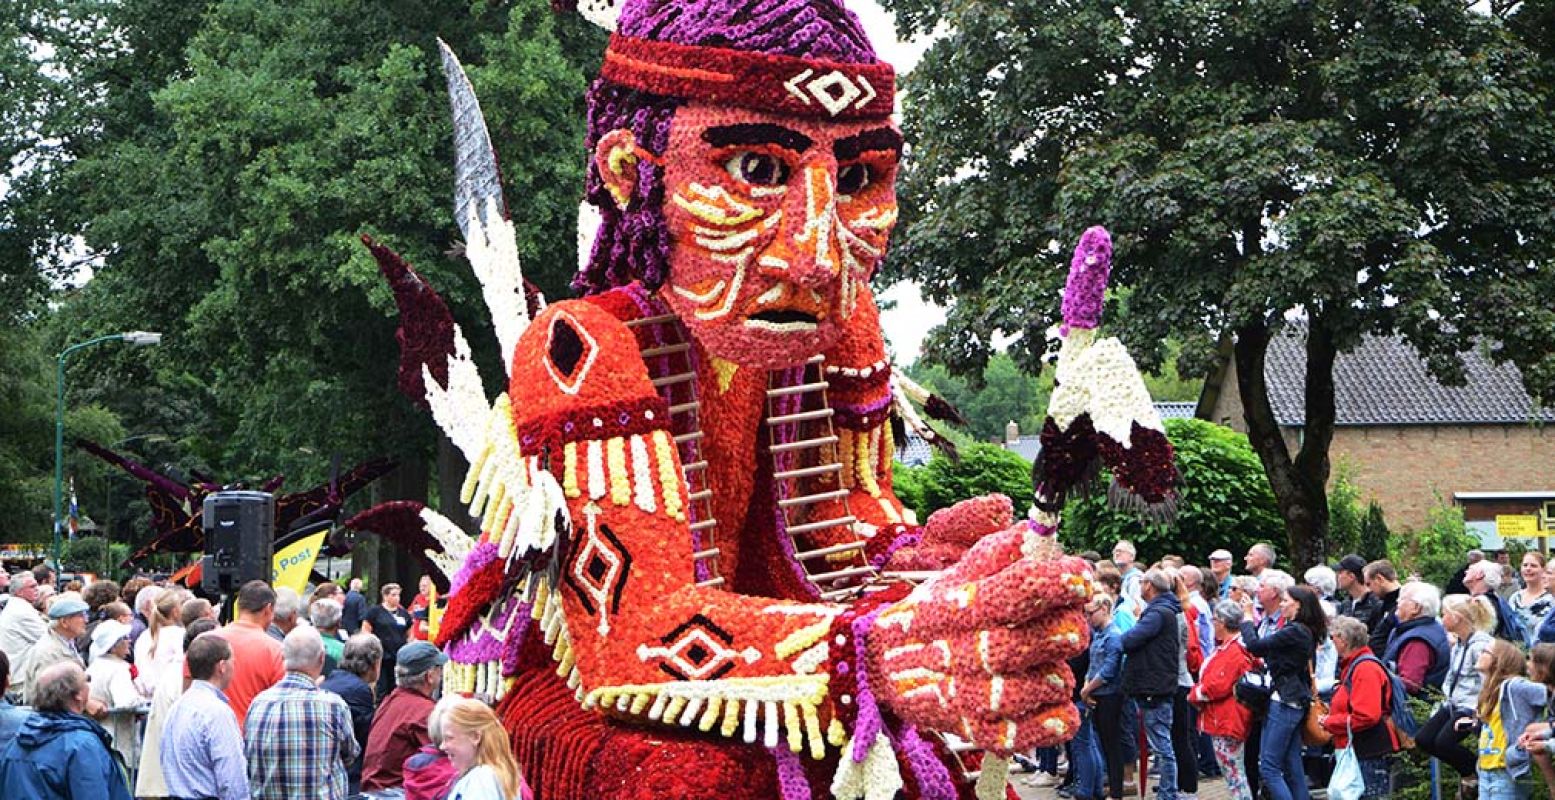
[15,593,101,713]
[360,641,446,793]
[1334,553,1377,622]
[1208,549,1234,598]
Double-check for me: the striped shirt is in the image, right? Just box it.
[161,680,250,800]
[244,672,359,800]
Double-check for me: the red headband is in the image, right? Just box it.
[601,34,896,121]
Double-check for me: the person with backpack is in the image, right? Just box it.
[1418,595,1498,786]
[1320,616,1403,797]
[1239,584,1326,800]
[1383,581,1452,697]
[1467,561,1529,644]
[1471,641,1552,800]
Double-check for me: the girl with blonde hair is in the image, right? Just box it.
[1420,594,1500,783]
[441,697,532,800]
[134,586,186,696]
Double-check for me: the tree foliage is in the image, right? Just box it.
[902,443,1034,522]
[3,1,605,555]
[1059,418,1281,565]
[879,0,1555,568]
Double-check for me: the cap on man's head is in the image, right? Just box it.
[397,641,449,674]
[48,593,89,619]
[1336,554,1368,578]
[1209,549,1233,561]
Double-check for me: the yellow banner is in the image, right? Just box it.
[272,531,328,593]
[1498,515,1542,538]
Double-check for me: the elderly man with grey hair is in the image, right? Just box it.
[0,573,45,674]
[244,627,358,800]
[266,587,305,642]
[361,641,448,792]
[1253,569,1295,635]
[321,633,381,793]
[1382,581,1450,697]
[1244,542,1276,578]
[1463,559,1525,643]
[310,598,346,673]
[0,661,133,800]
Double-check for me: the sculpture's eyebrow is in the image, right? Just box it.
[701,123,814,153]
[834,127,902,161]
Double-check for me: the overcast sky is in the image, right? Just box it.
[850,1,947,366]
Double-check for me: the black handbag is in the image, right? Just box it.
[1235,668,1273,719]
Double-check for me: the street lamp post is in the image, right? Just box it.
[54,331,163,569]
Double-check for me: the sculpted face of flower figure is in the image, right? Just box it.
[595,103,900,368]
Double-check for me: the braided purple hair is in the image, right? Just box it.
[574,0,879,296]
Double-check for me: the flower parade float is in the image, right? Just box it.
[348,2,1180,798]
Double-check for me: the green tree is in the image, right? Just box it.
[908,354,1050,442]
[880,0,1555,570]
[11,1,603,572]
[1357,501,1389,563]
[1391,500,1477,588]
[1326,462,1364,557]
[1060,418,1281,565]
[912,443,1034,521]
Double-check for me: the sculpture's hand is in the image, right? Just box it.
[880,493,1014,572]
[866,524,1092,753]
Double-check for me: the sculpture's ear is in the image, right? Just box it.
[594,129,641,210]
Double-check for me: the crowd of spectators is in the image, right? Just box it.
[1029,543,1555,800]
[0,569,528,800]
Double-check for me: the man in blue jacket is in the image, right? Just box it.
[0,660,133,800]
[1122,568,1182,800]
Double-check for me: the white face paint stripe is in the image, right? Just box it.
[671,280,727,305]
[692,248,751,321]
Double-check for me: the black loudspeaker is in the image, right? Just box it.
[201,491,275,596]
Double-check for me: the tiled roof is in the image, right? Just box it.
[1155,402,1198,420]
[1263,324,1555,427]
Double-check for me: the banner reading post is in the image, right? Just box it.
[272,530,328,593]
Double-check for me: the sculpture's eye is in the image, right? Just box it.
[724,152,790,187]
[837,163,871,195]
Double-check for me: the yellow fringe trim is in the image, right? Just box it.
[562,442,579,498]
[652,430,685,521]
[606,436,631,506]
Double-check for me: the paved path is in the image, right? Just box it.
[1012,773,1234,800]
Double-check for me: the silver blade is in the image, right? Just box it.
[438,38,505,239]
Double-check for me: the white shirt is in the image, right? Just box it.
[87,654,144,766]
[134,624,185,696]
[0,596,45,668]
[449,764,508,800]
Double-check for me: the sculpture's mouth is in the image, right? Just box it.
[745,308,820,331]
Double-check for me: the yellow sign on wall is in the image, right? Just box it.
[1498,515,1542,538]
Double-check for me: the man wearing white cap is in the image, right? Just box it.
[84,619,140,769]
[1208,549,1234,598]
[15,593,101,712]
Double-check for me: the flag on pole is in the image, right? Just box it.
[67,478,80,539]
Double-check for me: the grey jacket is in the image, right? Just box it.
[1493,677,1548,778]
[1443,631,1494,711]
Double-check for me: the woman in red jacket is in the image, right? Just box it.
[1190,599,1256,800]
[1320,615,1401,798]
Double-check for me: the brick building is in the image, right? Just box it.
[1196,325,1555,539]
